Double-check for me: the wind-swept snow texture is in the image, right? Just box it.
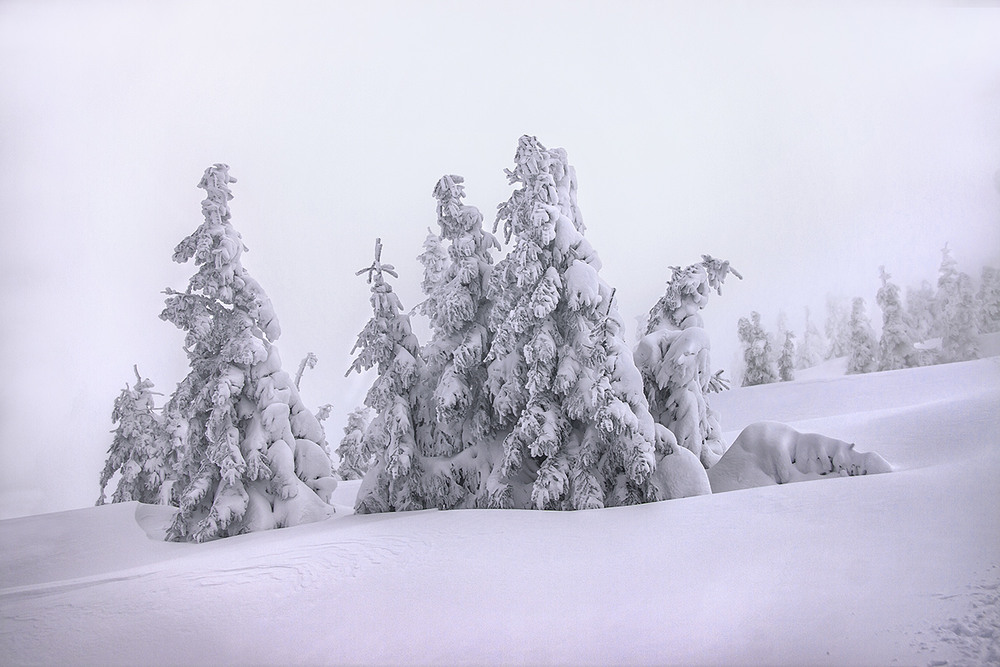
[2,357,999,665]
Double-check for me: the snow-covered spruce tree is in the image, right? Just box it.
[824,296,851,359]
[778,331,796,382]
[414,174,501,508]
[979,265,1000,334]
[935,245,979,363]
[335,406,373,480]
[482,135,657,509]
[160,164,336,542]
[635,256,740,468]
[738,311,777,386]
[876,266,917,371]
[795,307,825,370]
[846,297,878,374]
[349,239,426,513]
[97,366,167,506]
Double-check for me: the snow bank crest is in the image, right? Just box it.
[708,421,892,493]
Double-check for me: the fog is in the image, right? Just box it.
[1,1,997,518]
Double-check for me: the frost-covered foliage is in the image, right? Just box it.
[335,407,373,480]
[979,265,1000,334]
[294,352,318,389]
[795,307,825,370]
[482,135,658,509]
[636,255,739,468]
[159,165,336,542]
[876,267,917,371]
[97,367,167,506]
[824,296,851,359]
[846,297,878,375]
[738,311,777,386]
[935,245,979,363]
[417,228,450,319]
[708,421,892,493]
[777,331,796,382]
[349,239,425,513]
[906,280,937,343]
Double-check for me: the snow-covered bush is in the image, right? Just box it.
[349,239,425,514]
[846,297,878,374]
[335,407,373,480]
[876,266,917,371]
[738,311,777,386]
[158,164,336,542]
[795,307,825,370]
[97,366,167,506]
[636,255,740,468]
[935,246,979,363]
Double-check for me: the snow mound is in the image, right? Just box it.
[708,421,892,493]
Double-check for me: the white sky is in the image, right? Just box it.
[1,1,998,519]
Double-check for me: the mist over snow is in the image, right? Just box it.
[1,2,999,520]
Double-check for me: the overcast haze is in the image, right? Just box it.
[1,1,998,519]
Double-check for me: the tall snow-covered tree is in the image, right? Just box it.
[979,265,1000,334]
[738,311,777,386]
[335,406,373,480]
[876,266,917,371]
[159,164,336,542]
[824,296,851,359]
[350,239,426,513]
[636,256,740,468]
[777,331,796,382]
[795,307,825,370]
[97,366,167,506]
[846,297,878,374]
[482,135,657,509]
[935,245,979,363]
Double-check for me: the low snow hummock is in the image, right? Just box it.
[2,357,999,665]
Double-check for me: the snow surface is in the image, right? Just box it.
[2,357,999,665]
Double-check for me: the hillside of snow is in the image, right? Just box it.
[2,357,998,666]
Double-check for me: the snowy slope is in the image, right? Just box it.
[2,358,999,666]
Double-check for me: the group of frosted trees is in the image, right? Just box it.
[737,245,997,386]
[99,139,742,538]
[346,136,736,512]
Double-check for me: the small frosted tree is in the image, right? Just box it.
[979,265,1000,334]
[159,164,336,542]
[935,245,979,363]
[824,296,851,359]
[636,256,740,467]
[97,366,167,506]
[846,297,878,374]
[777,331,796,382]
[905,280,937,343]
[795,307,825,370]
[738,311,777,386]
[350,239,425,513]
[876,266,917,371]
[416,227,450,319]
[482,135,657,509]
[335,406,373,480]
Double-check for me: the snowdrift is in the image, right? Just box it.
[2,357,999,666]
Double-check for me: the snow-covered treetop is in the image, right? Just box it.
[647,255,742,333]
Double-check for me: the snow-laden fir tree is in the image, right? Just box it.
[979,265,1000,334]
[795,307,825,370]
[846,297,878,374]
[738,311,777,386]
[778,331,796,382]
[482,135,658,509]
[876,266,917,371]
[413,174,501,508]
[335,406,373,480]
[905,280,937,343]
[934,245,979,363]
[97,366,167,506]
[159,164,337,542]
[824,296,851,359]
[350,239,426,513]
[635,256,740,468]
